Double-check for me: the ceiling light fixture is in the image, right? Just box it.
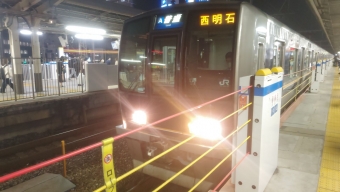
[20,30,43,36]
[66,26,106,35]
[75,34,104,40]
[20,29,32,35]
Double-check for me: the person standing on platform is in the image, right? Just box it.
[106,58,111,65]
[57,56,65,87]
[69,58,77,79]
[114,58,118,65]
[0,62,14,93]
[0,60,5,91]
[78,56,87,86]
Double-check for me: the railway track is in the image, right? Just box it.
[0,118,122,175]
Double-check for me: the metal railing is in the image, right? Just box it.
[93,86,253,192]
[0,64,324,191]
[0,86,253,192]
[281,66,314,110]
[0,58,86,103]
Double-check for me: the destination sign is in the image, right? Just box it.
[155,13,183,30]
[200,13,236,26]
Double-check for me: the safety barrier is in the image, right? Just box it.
[94,86,254,192]
[0,85,253,183]
[283,67,311,77]
[94,68,284,192]
[0,66,312,192]
[281,67,314,110]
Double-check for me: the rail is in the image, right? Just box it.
[0,120,119,175]
[282,71,312,89]
[1,65,310,191]
[281,68,314,109]
[212,152,250,191]
[93,89,253,191]
[283,67,311,77]
[0,86,252,183]
[93,68,284,192]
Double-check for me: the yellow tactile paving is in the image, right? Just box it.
[318,189,338,192]
[318,69,340,192]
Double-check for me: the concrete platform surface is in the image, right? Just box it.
[2,173,75,192]
[265,67,334,192]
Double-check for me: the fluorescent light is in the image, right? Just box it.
[20,30,32,35]
[151,63,166,66]
[121,59,141,63]
[109,34,121,37]
[75,34,104,40]
[139,56,147,59]
[20,30,43,35]
[66,26,106,35]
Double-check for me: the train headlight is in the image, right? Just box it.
[188,117,222,140]
[132,110,147,125]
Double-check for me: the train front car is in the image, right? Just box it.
[117,2,241,191]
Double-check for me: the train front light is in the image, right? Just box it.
[132,110,147,125]
[188,117,222,140]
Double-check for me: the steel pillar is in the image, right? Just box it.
[31,18,43,92]
[7,16,24,94]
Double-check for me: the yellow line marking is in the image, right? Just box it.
[318,68,340,192]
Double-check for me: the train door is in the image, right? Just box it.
[303,50,310,76]
[294,49,302,93]
[273,41,284,67]
[287,49,297,78]
[257,37,266,71]
[295,49,301,75]
[149,33,181,96]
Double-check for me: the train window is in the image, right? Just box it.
[297,49,301,72]
[150,36,177,95]
[184,11,235,99]
[257,43,264,70]
[273,42,283,67]
[257,36,266,70]
[119,17,150,93]
[285,50,296,78]
[304,50,310,70]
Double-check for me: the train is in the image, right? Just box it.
[116,1,332,191]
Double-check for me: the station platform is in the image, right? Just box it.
[264,67,336,192]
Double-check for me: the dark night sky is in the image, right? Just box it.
[133,0,160,10]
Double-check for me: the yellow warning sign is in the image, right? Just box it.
[102,137,116,192]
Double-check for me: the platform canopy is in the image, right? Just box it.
[307,0,340,54]
[0,0,143,36]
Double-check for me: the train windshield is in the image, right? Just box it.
[119,17,150,93]
[185,11,235,99]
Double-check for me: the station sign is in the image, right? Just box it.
[155,13,183,29]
